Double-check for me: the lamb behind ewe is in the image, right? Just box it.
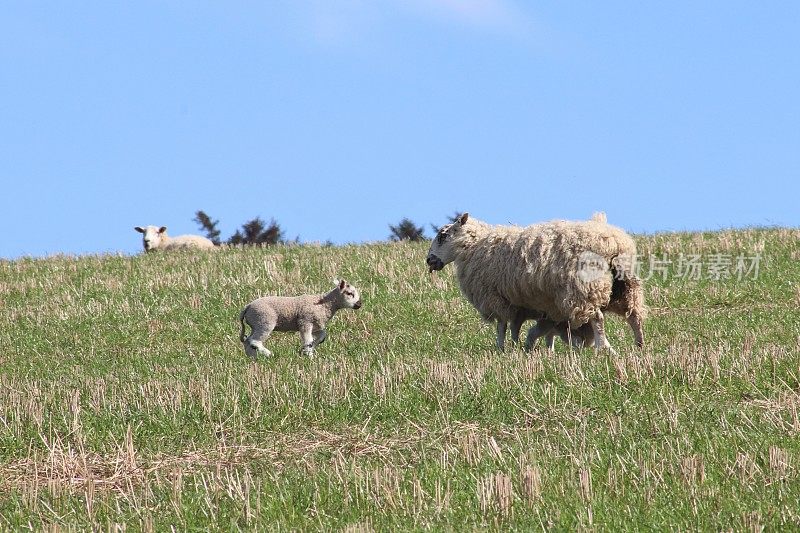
[504,308,590,351]
[519,315,595,351]
[516,275,645,352]
[239,279,363,359]
[134,225,215,252]
[426,213,645,353]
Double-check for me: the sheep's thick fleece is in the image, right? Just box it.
[448,217,637,328]
[161,234,215,250]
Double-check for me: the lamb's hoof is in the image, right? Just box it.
[301,348,315,358]
[247,342,272,359]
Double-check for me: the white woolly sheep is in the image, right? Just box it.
[134,225,215,252]
[508,214,642,352]
[239,279,363,359]
[426,213,645,353]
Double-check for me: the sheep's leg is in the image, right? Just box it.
[589,310,617,355]
[312,329,328,347]
[627,310,644,348]
[244,325,274,359]
[524,319,555,351]
[509,312,526,346]
[496,321,508,352]
[299,324,315,356]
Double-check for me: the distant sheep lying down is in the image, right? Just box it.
[239,279,363,359]
[134,225,215,252]
[427,213,645,353]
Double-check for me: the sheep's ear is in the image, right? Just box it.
[134,226,145,234]
[158,226,167,234]
[459,213,469,225]
[339,279,347,290]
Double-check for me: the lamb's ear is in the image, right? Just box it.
[158,226,167,234]
[339,279,347,290]
[459,213,469,225]
[134,226,145,234]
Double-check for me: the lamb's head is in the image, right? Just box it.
[134,225,168,252]
[426,212,470,272]
[333,279,362,309]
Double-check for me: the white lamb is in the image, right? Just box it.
[426,213,645,353]
[134,225,215,252]
[239,279,363,359]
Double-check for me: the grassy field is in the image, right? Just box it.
[1,228,799,530]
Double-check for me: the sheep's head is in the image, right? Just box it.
[426,212,469,272]
[134,225,168,252]
[334,279,362,309]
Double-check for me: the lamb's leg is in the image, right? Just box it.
[558,324,585,350]
[569,329,587,349]
[496,320,508,352]
[544,332,556,351]
[312,329,328,347]
[578,323,595,349]
[299,324,315,356]
[524,319,555,351]
[589,310,617,355]
[244,325,274,359]
[627,310,644,348]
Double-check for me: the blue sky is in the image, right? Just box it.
[1,1,798,258]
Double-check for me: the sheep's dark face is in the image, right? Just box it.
[336,279,362,309]
[426,213,469,272]
[134,225,167,252]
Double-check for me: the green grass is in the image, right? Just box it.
[1,229,799,530]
